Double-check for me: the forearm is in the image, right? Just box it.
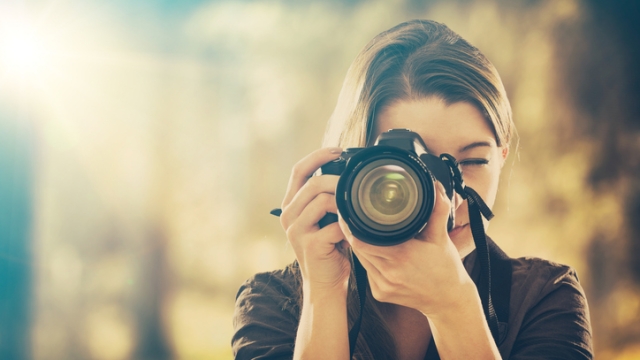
[426,284,501,360]
[293,283,350,360]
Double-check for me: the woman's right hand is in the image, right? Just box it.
[279,147,351,295]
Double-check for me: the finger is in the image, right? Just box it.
[338,216,395,261]
[280,175,339,230]
[417,180,452,243]
[315,222,346,247]
[282,147,342,209]
[287,221,346,262]
[350,249,394,301]
[337,215,353,240]
[350,247,384,278]
[294,192,338,232]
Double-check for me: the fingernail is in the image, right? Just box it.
[328,147,343,154]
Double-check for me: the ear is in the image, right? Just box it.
[500,146,509,168]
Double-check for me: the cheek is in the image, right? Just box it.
[460,165,502,208]
[483,175,501,209]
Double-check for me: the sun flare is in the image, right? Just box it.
[0,25,47,76]
[0,14,54,88]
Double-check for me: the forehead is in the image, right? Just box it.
[374,98,496,153]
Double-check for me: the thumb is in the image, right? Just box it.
[417,180,452,242]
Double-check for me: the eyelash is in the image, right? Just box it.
[459,159,489,166]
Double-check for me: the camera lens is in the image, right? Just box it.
[333,134,451,246]
[350,159,423,232]
[358,165,418,225]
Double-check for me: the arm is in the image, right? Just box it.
[232,272,299,360]
[293,283,349,360]
[234,149,351,360]
[427,282,501,359]
[232,265,351,360]
[279,147,352,359]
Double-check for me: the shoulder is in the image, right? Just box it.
[509,256,589,323]
[510,256,583,296]
[504,257,593,359]
[236,262,300,301]
[235,261,301,318]
[232,262,301,359]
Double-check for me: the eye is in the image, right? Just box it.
[459,158,489,167]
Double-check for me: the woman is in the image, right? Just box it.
[232,20,593,359]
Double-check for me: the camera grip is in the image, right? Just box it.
[318,213,338,228]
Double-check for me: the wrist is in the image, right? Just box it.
[295,279,350,360]
[424,284,501,359]
[422,281,481,322]
[302,280,349,305]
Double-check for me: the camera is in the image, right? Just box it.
[319,129,460,246]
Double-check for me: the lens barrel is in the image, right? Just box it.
[336,146,436,246]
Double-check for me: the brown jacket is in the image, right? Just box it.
[232,238,593,359]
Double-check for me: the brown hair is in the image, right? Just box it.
[300,19,515,358]
[323,19,513,150]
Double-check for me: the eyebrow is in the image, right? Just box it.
[458,141,493,153]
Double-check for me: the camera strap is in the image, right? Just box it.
[463,186,501,342]
[440,153,501,342]
[349,252,368,358]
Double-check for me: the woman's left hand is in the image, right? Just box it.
[338,181,477,317]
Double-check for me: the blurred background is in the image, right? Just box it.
[0,0,639,359]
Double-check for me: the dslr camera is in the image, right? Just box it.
[320,129,463,246]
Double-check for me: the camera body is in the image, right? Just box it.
[320,129,457,246]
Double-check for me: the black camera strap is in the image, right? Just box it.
[440,153,500,342]
[349,252,368,358]
[463,186,500,341]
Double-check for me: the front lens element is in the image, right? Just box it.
[358,165,419,225]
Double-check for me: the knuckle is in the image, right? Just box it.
[371,282,390,302]
[369,280,383,301]
[285,222,299,241]
[380,269,398,284]
[317,192,333,206]
[378,280,395,299]
[279,209,289,229]
[291,162,306,179]
[384,267,400,285]
[305,177,320,193]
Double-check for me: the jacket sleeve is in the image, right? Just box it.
[509,267,593,360]
[232,272,299,360]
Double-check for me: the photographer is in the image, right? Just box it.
[232,20,593,359]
